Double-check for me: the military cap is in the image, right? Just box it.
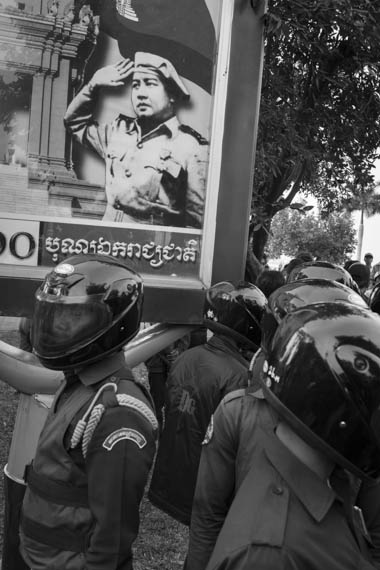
[133,51,190,99]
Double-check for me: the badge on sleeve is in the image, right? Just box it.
[103,428,147,451]
[202,415,214,445]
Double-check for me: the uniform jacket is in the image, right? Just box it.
[148,334,249,525]
[20,352,157,570]
[64,84,208,228]
[185,389,380,570]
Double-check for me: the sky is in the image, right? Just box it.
[354,211,380,263]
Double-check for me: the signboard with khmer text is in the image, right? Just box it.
[0,0,265,322]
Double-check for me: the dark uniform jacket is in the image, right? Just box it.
[64,84,208,228]
[148,334,249,525]
[185,389,380,570]
[19,351,157,570]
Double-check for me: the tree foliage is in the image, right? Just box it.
[267,209,357,264]
[342,182,380,218]
[251,0,380,259]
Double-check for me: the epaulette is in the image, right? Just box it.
[222,388,246,405]
[115,114,135,128]
[179,124,209,145]
[117,113,135,122]
[70,380,158,457]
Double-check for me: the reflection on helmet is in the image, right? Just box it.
[261,278,369,353]
[203,281,268,350]
[32,255,143,370]
[286,260,360,293]
[261,302,380,480]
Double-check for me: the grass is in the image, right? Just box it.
[0,328,188,568]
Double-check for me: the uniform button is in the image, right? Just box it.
[272,485,284,495]
[137,142,143,149]
[125,169,132,177]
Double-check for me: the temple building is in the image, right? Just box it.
[0,0,106,218]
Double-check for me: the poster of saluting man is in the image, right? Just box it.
[64,0,220,229]
[0,0,224,277]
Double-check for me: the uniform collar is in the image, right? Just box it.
[207,334,249,366]
[160,115,180,137]
[133,115,180,142]
[77,351,127,386]
[263,428,336,522]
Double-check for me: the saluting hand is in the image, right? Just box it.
[89,59,134,89]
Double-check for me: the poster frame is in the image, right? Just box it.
[0,0,266,323]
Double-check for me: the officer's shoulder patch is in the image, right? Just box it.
[179,124,209,145]
[102,428,147,451]
[222,388,246,405]
[202,414,214,445]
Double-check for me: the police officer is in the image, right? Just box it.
[258,278,380,567]
[148,281,267,526]
[64,52,208,228]
[19,255,158,570]
[185,302,380,570]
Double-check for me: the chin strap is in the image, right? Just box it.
[70,382,158,457]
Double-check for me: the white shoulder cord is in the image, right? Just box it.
[70,382,158,458]
[248,349,261,387]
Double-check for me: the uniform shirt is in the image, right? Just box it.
[148,334,249,525]
[358,480,380,568]
[64,84,208,228]
[185,389,378,570]
[20,351,157,570]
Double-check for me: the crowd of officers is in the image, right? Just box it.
[12,251,380,569]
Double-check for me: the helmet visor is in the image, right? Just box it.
[32,296,112,358]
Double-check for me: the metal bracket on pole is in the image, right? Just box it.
[0,322,199,395]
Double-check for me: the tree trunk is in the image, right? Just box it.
[245,246,263,283]
[356,207,364,261]
[252,222,271,262]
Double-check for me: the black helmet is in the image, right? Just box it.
[203,281,268,350]
[347,262,370,290]
[261,302,380,480]
[261,278,368,353]
[369,283,380,315]
[32,255,143,370]
[286,260,360,293]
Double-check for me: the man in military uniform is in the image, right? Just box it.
[64,53,208,228]
[19,255,158,570]
[149,282,267,526]
[185,302,380,570]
